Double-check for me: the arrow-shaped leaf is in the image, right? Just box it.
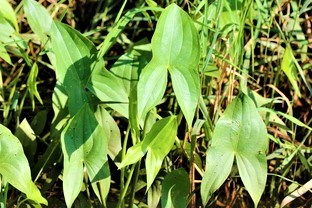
[61,104,108,207]
[137,4,200,127]
[120,116,177,190]
[201,93,268,207]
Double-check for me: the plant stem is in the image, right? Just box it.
[127,161,141,208]
[119,126,131,208]
[117,163,136,208]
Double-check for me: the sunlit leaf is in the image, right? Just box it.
[27,63,43,110]
[137,4,200,127]
[23,0,56,66]
[201,93,268,206]
[119,115,177,189]
[98,8,139,57]
[119,142,146,168]
[0,124,47,205]
[61,104,108,207]
[91,161,111,206]
[50,21,102,115]
[169,65,200,128]
[0,44,12,65]
[143,116,178,190]
[281,46,301,97]
[137,61,167,121]
[24,0,53,42]
[110,45,149,96]
[15,118,37,162]
[95,105,121,160]
[258,107,312,131]
[0,0,18,31]
[87,66,129,117]
[0,17,27,52]
[201,148,234,205]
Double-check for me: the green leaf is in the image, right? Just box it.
[119,142,146,168]
[148,179,161,208]
[110,46,149,96]
[50,21,102,115]
[161,168,190,208]
[0,43,12,65]
[119,116,178,186]
[152,4,199,69]
[15,118,37,162]
[258,107,312,131]
[169,66,200,128]
[61,104,108,207]
[31,110,48,136]
[156,4,200,128]
[143,116,178,190]
[201,93,268,206]
[90,161,111,206]
[98,8,138,57]
[23,0,56,66]
[51,83,68,128]
[23,0,53,41]
[0,124,47,205]
[95,105,121,160]
[137,61,167,121]
[0,17,27,51]
[281,46,301,97]
[0,0,18,31]
[200,147,234,205]
[219,0,243,30]
[137,3,200,127]
[27,63,43,110]
[87,67,129,117]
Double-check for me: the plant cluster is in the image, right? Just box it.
[0,0,311,207]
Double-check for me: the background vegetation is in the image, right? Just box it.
[0,0,311,207]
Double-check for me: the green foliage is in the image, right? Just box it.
[138,4,200,127]
[61,104,108,207]
[201,93,268,206]
[0,124,47,205]
[0,0,311,207]
[281,46,301,97]
[161,168,190,208]
[120,115,178,190]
